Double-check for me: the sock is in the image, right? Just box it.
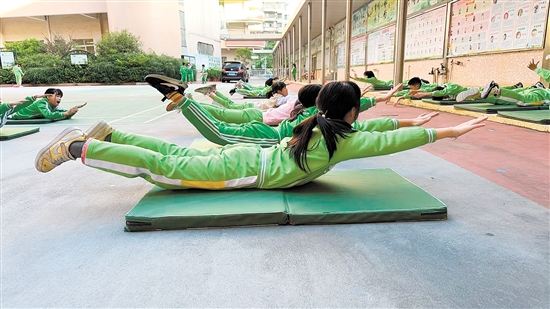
[104,134,112,142]
[68,141,85,158]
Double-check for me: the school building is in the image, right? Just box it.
[0,0,223,68]
[273,0,550,88]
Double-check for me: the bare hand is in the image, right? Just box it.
[453,116,488,137]
[75,102,87,109]
[68,107,79,115]
[361,85,374,96]
[411,112,439,126]
[527,59,539,71]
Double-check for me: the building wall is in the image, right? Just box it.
[0,0,222,60]
[184,0,222,68]
[1,15,102,46]
[105,1,181,57]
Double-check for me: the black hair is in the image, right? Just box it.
[44,88,63,97]
[408,77,423,88]
[265,78,274,87]
[266,81,286,98]
[292,63,296,67]
[288,81,360,172]
[364,71,375,78]
[289,84,322,121]
[420,79,430,84]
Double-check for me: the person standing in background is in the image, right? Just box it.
[12,64,24,87]
[180,62,189,83]
[292,63,297,81]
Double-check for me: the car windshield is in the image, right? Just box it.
[224,63,241,69]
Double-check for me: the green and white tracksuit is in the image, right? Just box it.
[214,92,283,112]
[534,68,550,83]
[201,68,208,84]
[12,66,24,86]
[236,86,271,97]
[200,102,263,124]
[490,88,550,106]
[180,65,188,83]
[352,77,393,88]
[10,97,71,120]
[177,96,378,147]
[81,119,436,190]
[395,83,440,98]
[0,96,37,126]
[0,103,13,127]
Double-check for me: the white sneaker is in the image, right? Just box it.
[35,127,86,173]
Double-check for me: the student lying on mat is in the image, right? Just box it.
[456,59,550,106]
[152,76,404,147]
[393,77,440,99]
[350,70,394,88]
[191,84,321,125]
[36,80,487,193]
[0,99,28,127]
[200,81,290,112]
[229,77,289,97]
[8,88,85,121]
[192,83,374,126]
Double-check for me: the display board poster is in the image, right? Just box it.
[70,54,88,65]
[367,0,397,31]
[405,6,446,60]
[337,43,346,68]
[367,25,395,64]
[448,0,548,56]
[352,5,368,37]
[407,0,447,15]
[350,35,367,66]
[0,51,15,68]
[334,20,346,44]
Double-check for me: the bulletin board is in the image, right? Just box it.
[352,5,368,37]
[367,0,397,31]
[448,0,548,56]
[367,25,395,64]
[337,43,346,68]
[334,20,346,44]
[407,0,447,15]
[351,35,367,66]
[404,6,447,60]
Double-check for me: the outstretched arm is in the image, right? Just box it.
[397,112,440,127]
[375,83,403,103]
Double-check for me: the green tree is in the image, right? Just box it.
[4,38,46,57]
[235,48,252,68]
[95,30,143,58]
[43,33,76,56]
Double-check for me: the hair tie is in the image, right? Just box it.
[318,111,326,118]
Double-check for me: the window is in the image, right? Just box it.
[73,39,95,53]
[197,42,214,56]
[179,11,187,48]
[222,56,227,63]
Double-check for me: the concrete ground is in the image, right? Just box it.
[1,77,548,308]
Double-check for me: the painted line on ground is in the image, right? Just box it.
[108,104,165,124]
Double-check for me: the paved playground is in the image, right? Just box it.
[1,78,548,308]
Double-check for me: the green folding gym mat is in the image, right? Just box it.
[6,118,56,125]
[454,103,549,114]
[284,169,447,225]
[125,169,446,231]
[0,127,40,140]
[497,110,550,124]
[422,98,488,105]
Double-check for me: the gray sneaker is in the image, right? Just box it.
[194,86,212,96]
[456,87,481,102]
[85,120,114,141]
[480,81,499,99]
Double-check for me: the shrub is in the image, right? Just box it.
[44,33,76,57]
[96,30,142,58]
[207,68,222,80]
[17,54,63,68]
[4,39,46,58]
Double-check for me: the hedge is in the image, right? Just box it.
[1,53,182,85]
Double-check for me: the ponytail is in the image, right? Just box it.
[289,84,322,121]
[266,81,286,99]
[288,81,360,172]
